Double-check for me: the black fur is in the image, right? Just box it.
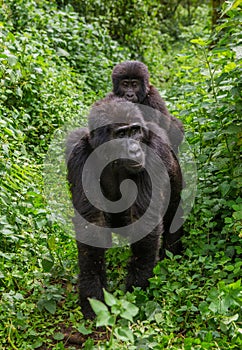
[66,100,183,319]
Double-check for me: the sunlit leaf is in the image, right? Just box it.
[103,289,117,307]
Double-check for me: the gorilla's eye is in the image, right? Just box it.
[116,130,126,138]
[130,126,141,137]
[122,81,129,88]
[132,82,137,88]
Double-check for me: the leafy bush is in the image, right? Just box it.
[58,0,210,57]
[0,0,129,155]
[168,2,242,248]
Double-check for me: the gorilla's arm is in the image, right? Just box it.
[148,125,183,257]
[66,128,107,320]
[144,85,184,150]
[66,128,96,221]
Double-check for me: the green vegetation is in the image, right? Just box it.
[0,0,241,349]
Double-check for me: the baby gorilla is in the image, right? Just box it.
[66,99,183,319]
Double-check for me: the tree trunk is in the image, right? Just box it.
[211,0,225,28]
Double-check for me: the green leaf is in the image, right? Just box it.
[103,289,117,307]
[227,279,241,290]
[221,0,242,16]
[56,47,70,57]
[165,250,174,259]
[7,54,17,66]
[32,339,43,349]
[203,131,217,141]
[48,235,56,250]
[53,332,65,340]
[190,38,207,46]
[88,298,109,314]
[145,301,161,320]
[16,87,23,98]
[120,301,139,321]
[220,320,229,333]
[232,0,242,9]
[96,312,115,327]
[41,255,54,272]
[76,324,92,335]
[154,313,164,324]
[222,313,239,325]
[233,210,242,220]
[220,182,231,197]
[83,338,95,349]
[44,300,56,314]
[6,32,15,42]
[114,327,134,343]
[224,62,236,73]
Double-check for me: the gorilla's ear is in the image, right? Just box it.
[89,129,98,149]
[145,83,150,96]
[89,125,112,150]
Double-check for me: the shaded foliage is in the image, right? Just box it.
[0,0,129,155]
[57,0,210,57]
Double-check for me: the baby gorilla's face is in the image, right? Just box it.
[119,79,141,103]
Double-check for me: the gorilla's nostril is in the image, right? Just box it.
[129,142,139,153]
[135,149,141,158]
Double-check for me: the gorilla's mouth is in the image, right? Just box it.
[130,162,142,167]
[125,96,138,103]
[126,161,144,172]
[111,159,144,172]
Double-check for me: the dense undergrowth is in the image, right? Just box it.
[0,0,241,349]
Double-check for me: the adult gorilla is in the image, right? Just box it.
[66,99,183,319]
[101,60,184,153]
